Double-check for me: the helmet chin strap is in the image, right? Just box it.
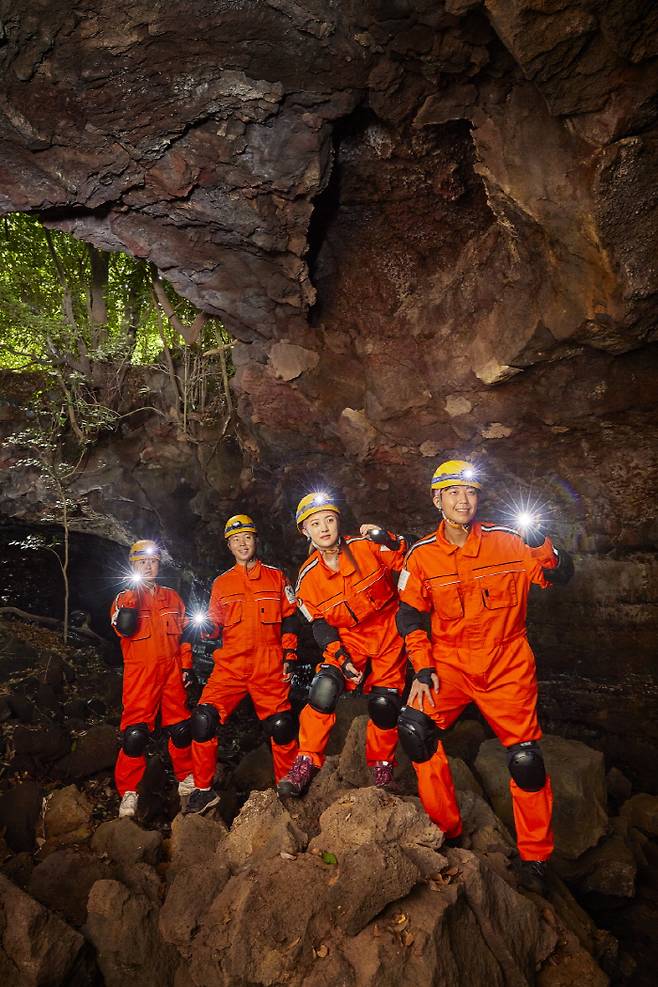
[442,514,472,532]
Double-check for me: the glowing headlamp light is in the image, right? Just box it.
[314,493,328,505]
[515,511,539,530]
[191,611,208,627]
[128,572,144,585]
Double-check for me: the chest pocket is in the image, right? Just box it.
[364,570,395,611]
[131,611,152,641]
[430,581,464,620]
[164,611,182,636]
[222,599,243,628]
[482,571,519,610]
[258,598,281,624]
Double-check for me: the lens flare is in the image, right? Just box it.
[128,572,144,585]
[515,511,537,530]
[191,610,207,627]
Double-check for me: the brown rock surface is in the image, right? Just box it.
[41,785,93,848]
[0,872,84,986]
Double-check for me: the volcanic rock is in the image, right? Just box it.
[91,818,162,869]
[168,811,228,876]
[28,847,111,927]
[55,723,118,780]
[0,780,43,853]
[224,788,308,872]
[0,873,84,986]
[41,785,93,848]
[620,793,658,836]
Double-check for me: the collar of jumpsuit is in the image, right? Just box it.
[238,558,262,580]
[317,537,356,576]
[437,519,483,557]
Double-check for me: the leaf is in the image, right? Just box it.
[279,851,296,861]
[314,944,329,959]
[322,851,338,865]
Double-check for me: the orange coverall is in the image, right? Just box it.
[193,561,299,786]
[295,534,407,768]
[111,586,193,796]
[399,520,558,860]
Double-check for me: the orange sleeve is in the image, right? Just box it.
[522,535,558,588]
[172,590,193,669]
[109,590,137,637]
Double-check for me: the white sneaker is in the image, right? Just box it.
[177,773,195,798]
[119,791,138,818]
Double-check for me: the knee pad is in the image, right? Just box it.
[191,704,220,743]
[397,706,440,763]
[507,741,546,792]
[167,718,192,749]
[261,710,296,745]
[368,687,403,730]
[122,722,150,757]
[309,664,345,714]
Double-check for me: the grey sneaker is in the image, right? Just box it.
[118,791,138,818]
[276,755,317,797]
[183,788,220,815]
[513,857,548,895]
[177,773,195,798]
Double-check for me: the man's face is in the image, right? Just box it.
[227,531,257,564]
[303,510,339,549]
[131,555,160,584]
[434,485,479,526]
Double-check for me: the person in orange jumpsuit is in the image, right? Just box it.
[277,492,408,797]
[110,540,194,819]
[395,460,574,893]
[183,514,299,815]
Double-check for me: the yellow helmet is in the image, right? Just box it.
[224,514,257,539]
[295,492,341,532]
[129,539,161,563]
[431,460,481,493]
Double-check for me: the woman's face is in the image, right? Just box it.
[303,510,340,549]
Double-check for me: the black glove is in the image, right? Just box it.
[520,525,546,548]
[367,527,401,551]
[415,667,437,686]
[182,668,197,689]
[543,548,574,585]
[335,645,360,680]
[115,607,138,637]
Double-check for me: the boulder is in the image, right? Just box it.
[0,873,84,986]
[457,790,516,858]
[91,818,162,868]
[0,693,12,722]
[620,793,658,836]
[160,860,231,953]
[475,735,608,860]
[325,842,420,935]
[55,723,119,780]
[168,812,228,876]
[0,780,43,852]
[450,757,484,797]
[224,788,308,871]
[42,785,93,848]
[87,879,180,987]
[231,742,275,792]
[8,692,35,724]
[578,831,637,898]
[12,723,70,762]
[443,718,488,765]
[28,847,111,926]
[606,766,632,808]
[309,787,443,856]
[325,695,370,756]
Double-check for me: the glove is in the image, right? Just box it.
[543,548,574,585]
[335,645,360,680]
[182,668,197,689]
[520,525,546,549]
[366,527,401,551]
[415,667,437,686]
[282,648,298,667]
[114,607,138,637]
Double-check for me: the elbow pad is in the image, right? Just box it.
[115,607,138,637]
[544,548,574,585]
[396,602,430,639]
[312,619,341,651]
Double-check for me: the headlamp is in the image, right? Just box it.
[515,511,539,530]
[128,573,144,585]
[191,611,207,627]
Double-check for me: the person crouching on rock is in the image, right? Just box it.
[277,492,408,798]
[395,460,574,894]
[110,540,195,819]
[183,514,300,815]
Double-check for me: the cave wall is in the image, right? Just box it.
[1,1,657,781]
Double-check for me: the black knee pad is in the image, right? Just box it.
[368,687,403,730]
[122,722,150,757]
[261,710,296,745]
[191,704,220,743]
[167,718,192,749]
[309,664,345,714]
[507,741,546,792]
[397,706,440,763]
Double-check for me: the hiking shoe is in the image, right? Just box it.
[371,761,395,789]
[183,788,220,815]
[513,857,548,895]
[177,773,195,798]
[277,755,317,797]
[118,791,138,818]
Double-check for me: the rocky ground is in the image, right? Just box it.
[1,618,658,986]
